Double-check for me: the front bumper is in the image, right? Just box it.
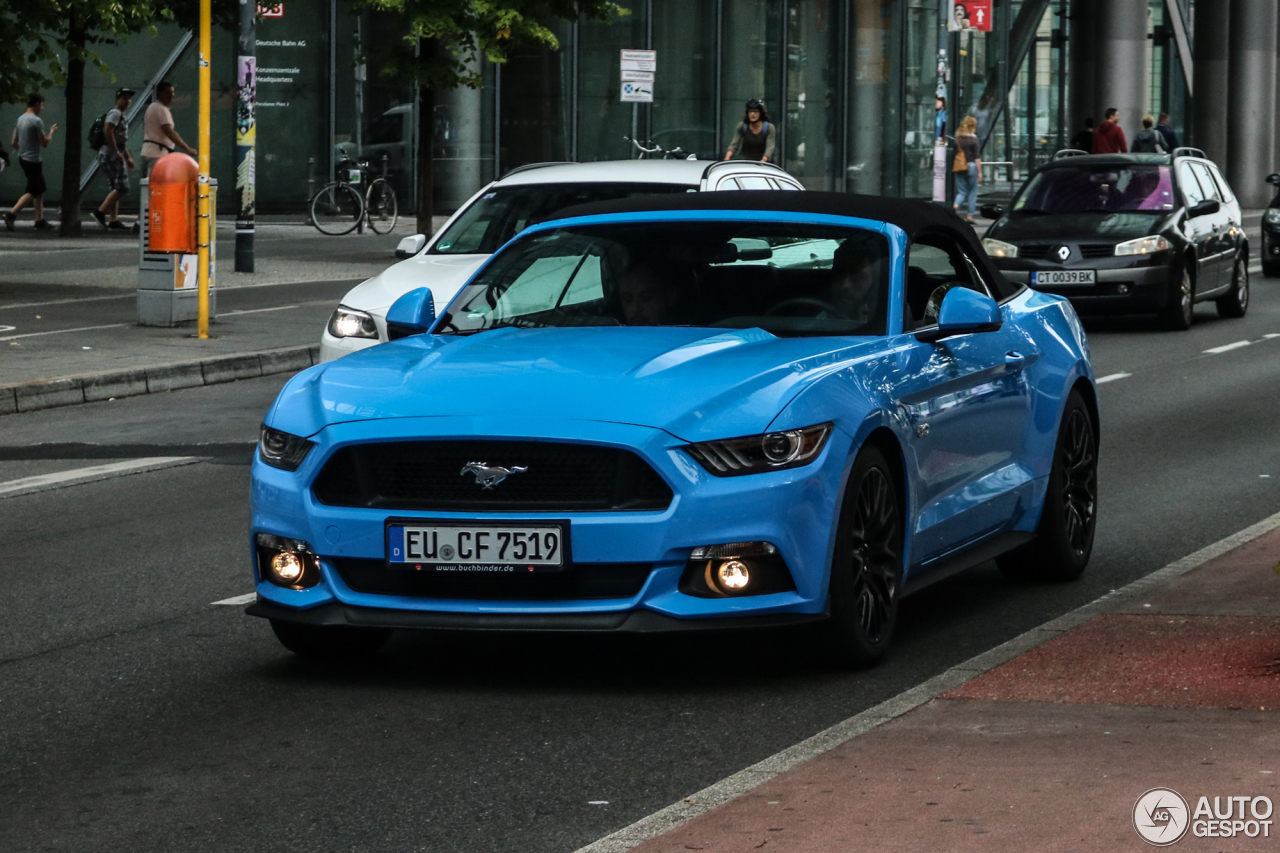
[318,327,383,363]
[250,416,850,627]
[994,258,1174,314]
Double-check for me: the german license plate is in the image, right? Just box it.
[1033,270,1096,286]
[386,522,567,572]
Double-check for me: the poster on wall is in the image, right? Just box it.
[948,1,992,32]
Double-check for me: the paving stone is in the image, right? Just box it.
[145,363,205,393]
[82,369,149,403]
[14,378,84,412]
[200,354,263,384]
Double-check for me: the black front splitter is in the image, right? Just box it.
[246,599,827,634]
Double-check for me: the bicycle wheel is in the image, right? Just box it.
[309,182,363,236]
[365,179,399,235]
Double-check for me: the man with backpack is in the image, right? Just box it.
[4,92,58,231]
[140,81,197,174]
[91,87,136,230]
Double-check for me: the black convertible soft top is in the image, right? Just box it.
[549,190,1019,298]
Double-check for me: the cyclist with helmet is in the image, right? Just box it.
[723,98,776,163]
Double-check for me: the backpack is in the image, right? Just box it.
[743,120,770,137]
[87,113,107,149]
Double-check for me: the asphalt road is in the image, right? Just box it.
[3,278,1280,852]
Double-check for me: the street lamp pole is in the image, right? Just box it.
[197,0,212,338]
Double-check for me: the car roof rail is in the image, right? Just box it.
[1051,149,1090,160]
[1171,147,1206,159]
[499,161,576,179]
[700,160,791,181]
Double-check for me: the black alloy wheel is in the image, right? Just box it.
[821,445,904,668]
[1159,266,1194,330]
[1216,254,1249,318]
[270,619,392,658]
[998,390,1097,582]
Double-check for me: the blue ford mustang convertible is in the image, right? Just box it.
[248,192,1098,666]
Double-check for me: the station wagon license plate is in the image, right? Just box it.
[1033,270,1096,286]
[386,522,567,572]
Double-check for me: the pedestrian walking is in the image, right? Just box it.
[92,87,136,230]
[952,115,982,223]
[1130,115,1166,153]
[140,81,197,174]
[934,96,947,142]
[1156,112,1180,152]
[4,92,58,232]
[1070,117,1095,153]
[1092,108,1128,154]
[723,99,776,163]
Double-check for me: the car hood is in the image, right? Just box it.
[990,212,1170,243]
[270,326,880,443]
[338,252,488,319]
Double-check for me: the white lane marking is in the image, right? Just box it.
[221,304,299,316]
[212,592,258,606]
[1265,333,1280,339]
[1204,340,1251,354]
[1095,372,1131,384]
[571,508,1280,853]
[0,457,199,499]
[0,322,128,342]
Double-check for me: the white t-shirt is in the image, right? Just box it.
[142,102,174,159]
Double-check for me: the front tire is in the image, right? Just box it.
[1159,266,1194,330]
[820,445,904,668]
[998,390,1097,582]
[270,619,391,658]
[1216,253,1249,318]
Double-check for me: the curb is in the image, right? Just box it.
[573,507,1280,853]
[0,345,319,417]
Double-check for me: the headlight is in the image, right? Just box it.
[982,238,1018,258]
[258,426,315,471]
[326,305,379,339]
[1114,235,1170,256]
[1264,209,1280,225]
[685,423,832,477]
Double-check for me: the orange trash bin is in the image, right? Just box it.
[147,152,199,254]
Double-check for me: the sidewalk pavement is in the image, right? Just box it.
[596,522,1280,853]
[0,217,449,416]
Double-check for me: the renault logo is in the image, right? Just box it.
[1056,245,1072,262]
[460,461,528,489]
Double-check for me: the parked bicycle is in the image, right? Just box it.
[623,136,691,160]
[309,154,399,236]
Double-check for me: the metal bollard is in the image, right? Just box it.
[380,153,389,178]
[305,157,316,225]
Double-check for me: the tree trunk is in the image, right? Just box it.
[415,81,435,236]
[59,23,86,237]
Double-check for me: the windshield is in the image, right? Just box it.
[431,182,697,255]
[1014,165,1175,214]
[437,222,891,338]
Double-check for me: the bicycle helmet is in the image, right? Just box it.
[745,98,765,111]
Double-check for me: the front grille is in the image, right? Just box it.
[1079,243,1115,258]
[1018,243,1114,261]
[313,440,674,512]
[331,557,653,600]
[1017,244,1051,261]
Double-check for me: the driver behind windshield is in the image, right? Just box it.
[617,258,683,325]
[823,235,883,322]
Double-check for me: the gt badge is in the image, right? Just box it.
[461,461,528,489]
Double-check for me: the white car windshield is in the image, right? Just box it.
[437,221,891,338]
[431,183,697,256]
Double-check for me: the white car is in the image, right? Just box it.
[320,159,804,361]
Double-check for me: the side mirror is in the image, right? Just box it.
[1188,199,1220,218]
[395,234,427,259]
[914,288,1002,343]
[385,287,436,340]
[1267,173,1280,186]
[980,203,1005,220]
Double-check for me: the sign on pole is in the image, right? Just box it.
[620,49,655,103]
[949,0,993,32]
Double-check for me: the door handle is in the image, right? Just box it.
[1005,350,1032,367]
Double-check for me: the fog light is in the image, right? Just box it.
[716,560,750,591]
[1117,284,1130,294]
[271,552,306,584]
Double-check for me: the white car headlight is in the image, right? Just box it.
[326,305,379,339]
[1264,209,1280,225]
[982,238,1019,258]
[1114,235,1170,256]
[685,423,833,477]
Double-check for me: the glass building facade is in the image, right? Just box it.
[0,0,1194,216]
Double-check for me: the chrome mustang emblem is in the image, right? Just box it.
[460,461,528,490]
[1056,245,1071,262]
